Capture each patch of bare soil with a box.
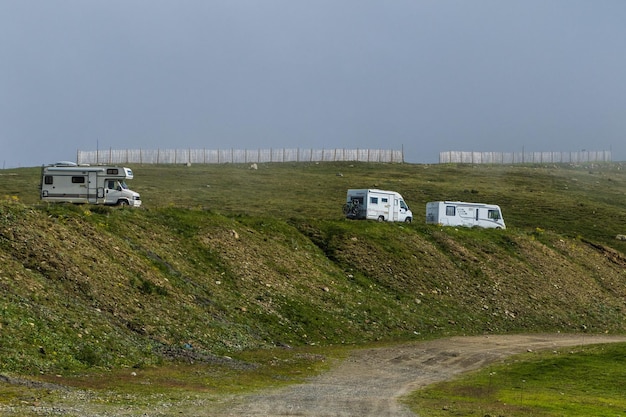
[214,333,626,417]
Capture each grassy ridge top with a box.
[1,162,626,375]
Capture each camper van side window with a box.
[370,197,378,204]
[106,168,119,175]
[71,176,86,184]
[381,198,388,203]
[446,206,455,216]
[44,176,53,185]
[488,210,501,220]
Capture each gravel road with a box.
[4,333,625,417]
[216,333,626,417]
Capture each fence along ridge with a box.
[77,148,405,165]
[440,150,612,164]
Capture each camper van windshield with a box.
[120,181,129,190]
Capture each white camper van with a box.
[344,189,413,222]
[41,162,142,207]
[425,201,505,229]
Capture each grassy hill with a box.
[1,161,626,377]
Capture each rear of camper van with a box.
[344,189,412,223]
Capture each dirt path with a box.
[4,333,625,416]
[215,333,626,417]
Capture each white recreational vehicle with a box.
[425,201,505,229]
[40,162,142,207]
[344,189,413,223]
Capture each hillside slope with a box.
[1,162,626,375]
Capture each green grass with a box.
[404,342,626,416]
[6,161,626,250]
[2,161,626,414]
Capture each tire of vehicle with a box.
[377,215,384,222]
[118,200,129,207]
[405,217,412,223]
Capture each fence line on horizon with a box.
[77,148,405,165]
[439,150,612,164]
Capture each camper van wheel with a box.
[405,217,412,223]
[118,200,129,207]
[377,216,385,222]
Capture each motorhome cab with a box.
[41,162,142,207]
[344,189,413,222]
[425,201,505,229]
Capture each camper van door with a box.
[393,198,400,221]
[88,171,98,204]
[104,179,122,205]
[383,194,394,221]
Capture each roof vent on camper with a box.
[54,161,78,167]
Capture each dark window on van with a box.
[71,176,86,184]
[44,176,53,185]
[370,197,378,204]
[351,197,364,205]
[106,168,119,175]
[488,209,501,220]
[446,206,455,216]
[381,198,388,203]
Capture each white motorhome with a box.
[425,201,505,229]
[344,189,413,222]
[40,162,142,207]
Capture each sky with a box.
[1,1,625,168]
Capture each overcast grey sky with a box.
[1,1,625,168]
